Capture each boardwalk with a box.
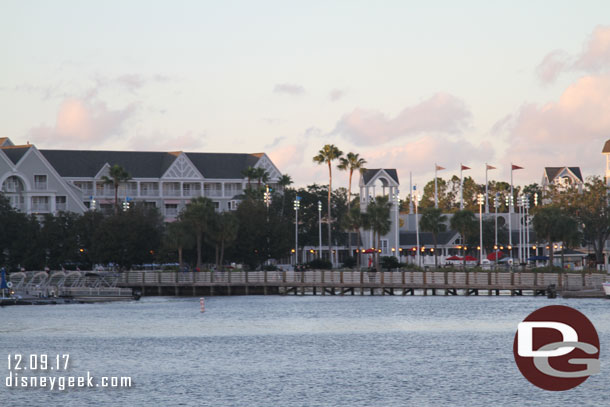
[117,270,608,297]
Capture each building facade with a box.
[0,138,282,221]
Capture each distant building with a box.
[541,166,584,194]
[0,138,282,220]
[603,139,610,186]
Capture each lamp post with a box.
[294,197,300,266]
[394,189,400,261]
[413,189,421,267]
[493,193,500,268]
[505,194,513,260]
[318,200,322,260]
[477,193,484,265]
[524,195,530,265]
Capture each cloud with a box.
[273,83,306,96]
[536,25,610,83]
[126,131,207,151]
[329,89,346,101]
[536,50,570,84]
[364,135,494,180]
[496,73,610,180]
[27,98,137,147]
[331,93,472,145]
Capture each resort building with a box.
[541,166,584,194]
[0,138,282,220]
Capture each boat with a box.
[603,282,610,298]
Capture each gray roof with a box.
[544,167,583,182]
[39,149,263,179]
[1,147,31,165]
[362,169,399,185]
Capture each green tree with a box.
[419,207,447,268]
[164,220,194,268]
[277,174,293,216]
[420,177,454,211]
[241,166,257,189]
[363,195,391,272]
[208,211,239,270]
[343,203,365,268]
[179,197,215,269]
[101,164,131,215]
[450,210,477,267]
[338,152,367,255]
[313,144,343,263]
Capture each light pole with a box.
[477,193,484,265]
[505,194,513,260]
[294,197,300,266]
[318,200,322,260]
[524,195,530,266]
[413,189,421,267]
[394,189,400,261]
[493,193,500,268]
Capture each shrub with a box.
[381,256,400,270]
[307,258,333,269]
[342,256,357,269]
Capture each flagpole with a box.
[510,163,514,214]
[409,171,413,213]
[434,164,438,209]
[460,164,463,210]
[485,163,489,214]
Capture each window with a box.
[56,196,67,211]
[143,201,157,208]
[141,182,159,197]
[32,196,50,212]
[165,204,178,217]
[227,200,240,211]
[34,175,47,190]
[381,239,389,255]
[213,201,220,212]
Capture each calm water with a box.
[1,295,609,406]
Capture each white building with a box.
[0,138,282,220]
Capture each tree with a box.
[419,207,447,268]
[164,220,194,268]
[277,174,293,216]
[420,177,454,211]
[532,206,566,269]
[101,164,131,215]
[338,152,367,256]
[241,166,257,189]
[252,167,270,189]
[208,211,239,270]
[179,197,215,269]
[313,144,343,263]
[450,210,477,268]
[363,195,391,272]
[343,204,365,268]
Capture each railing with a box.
[118,270,607,290]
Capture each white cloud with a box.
[273,83,306,96]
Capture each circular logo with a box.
[513,305,600,391]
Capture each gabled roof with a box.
[0,146,31,165]
[362,169,399,185]
[603,140,610,153]
[186,152,260,179]
[0,137,14,147]
[544,167,583,183]
[38,149,265,179]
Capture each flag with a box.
[461,165,471,171]
[512,164,524,170]
[435,164,445,171]
[486,164,496,170]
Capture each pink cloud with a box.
[28,98,136,147]
[331,93,472,145]
[126,131,207,151]
[497,73,610,180]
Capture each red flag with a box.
[461,165,471,171]
[486,164,496,170]
[435,164,445,171]
[512,164,523,170]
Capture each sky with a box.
[2,0,610,193]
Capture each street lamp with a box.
[505,194,514,261]
[394,190,400,260]
[493,193,500,267]
[524,195,530,265]
[477,193,484,265]
[294,197,301,266]
[412,189,421,267]
[318,200,322,259]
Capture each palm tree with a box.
[338,152,367,255]
[253,167,269,189]
[313,144,343,263]
[164,220,193,269]
[450,210,477,268]
[179,197,215,269]
[241,167,257,189]
[277,174,293,216]
[344,204,365,268]
[363,196,392,272]
[533,206,572,270]
[208,211,239,270]
[420,207,447,269]
[101,164,131,215]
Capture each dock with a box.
[117,270,608,297]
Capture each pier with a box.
[117,270,607,297]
